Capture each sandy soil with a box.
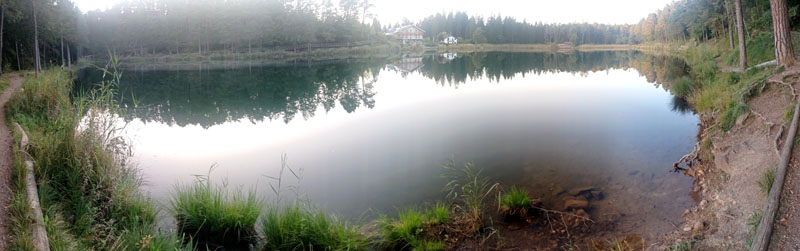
[0,73,23,250]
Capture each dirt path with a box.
[0,73,23,250]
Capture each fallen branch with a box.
[13,123,49,251]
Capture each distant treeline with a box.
[83,0,383,57]
[417,13,632,45]
[3,0,800,72]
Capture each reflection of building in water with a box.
[437,53,457,63]
[385,25,425,45]
[387,56,424,74]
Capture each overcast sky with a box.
[73,0,676,25]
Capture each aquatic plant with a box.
[719,102,749,132]
[498,186,533,217]
[442,159,499,226]
[170,172,262,247]
[260,204,367,251]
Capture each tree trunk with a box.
[770,0,795,67]
[0,6,4,76]
[735,0,747,70]
[60,36,65,67]
[727,0,735,50]
[31,0,40,76]
[67,45,71,67]
[15,40,20,70]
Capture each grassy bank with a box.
[5,69,187,250]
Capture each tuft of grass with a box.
[426,203,452,225]
[498,186,532,217]
[719,102,749,132]
[758,168,776,195]
[421,241,446,251]
[667,239,694,251]
[377,208,427,250]
[746,210,763,248]
[170,175,262,247]
[785,103,795,124]
[260,204,367,251]
[672,76,695,97]
[442,159,499,228]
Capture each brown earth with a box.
[657,70,800,250]
[772,71,800,251]
[0,73,23,250]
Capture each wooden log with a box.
[749,97,800,251]
[13,123,49,251]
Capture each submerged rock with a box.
[590,191,604,200]
[564,198,589,210]
[568,186,595,196]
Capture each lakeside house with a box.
[385,25,425,45]
[442,36,458,44]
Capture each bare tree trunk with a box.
[67,45,71,67]
[60,36,65,67]
[31,0,40,76]
[727,0,735,50]
[0,6,4,76]
[15,40,20,70]
[770,0,795,67]
[735,0,747,70]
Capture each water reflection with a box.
[77,51,694,129]
[75,51,700,241]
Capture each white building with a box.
[442,36,458,44]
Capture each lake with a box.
[76,51,699,240]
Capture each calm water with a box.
[76,51,699,238]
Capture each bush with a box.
[260,205,367,251]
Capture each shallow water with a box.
[76,51,699,239]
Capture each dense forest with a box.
[1,0,800,72]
